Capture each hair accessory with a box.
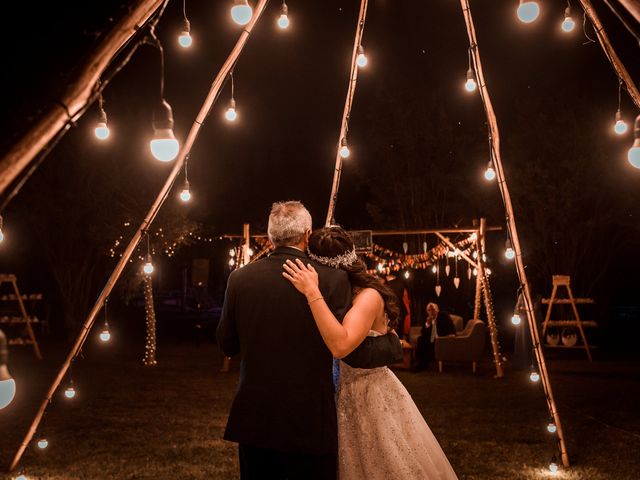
[307,247,358,268]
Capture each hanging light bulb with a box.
[484,162,496,181]
[467,265,472,280]
[517,0,540,23]
[178,19,193,48]
[229,258,236,267]
[561,6,575,32]
[231,0,253,25]
[248,247,254,256]
[505,239,516,260]
[465,68,477,92]
[445,264,451,276]
[277,2,289,29]
[548,456,559,473]
[402,241,408,254]
[179,180,191,202]
[629,114,640,169]
[511,314,522,326]
[614,110,628,135]
[0,330,16,410]
[36,437,49,449]
[530,370,540,382]
[64,384,76,399]
[229,249,235,257]
[94,106,110,140]
[356,45,368,68]
[473,267,478,276]
[99,328,111,343]
[547,422,557,433]
[377,262,384,272]
[150,100,180,162]
[339,138,350,158]
[404,270,410,279]
[143,254,155,275]
[225,98,238,122]
[422,241,428,253]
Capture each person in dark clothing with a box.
[216,201,403,480]
[413,302,456,371]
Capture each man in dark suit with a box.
[217,201,402,480]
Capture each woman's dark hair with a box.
[309,226,400,329]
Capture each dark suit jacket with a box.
[216,247,402,454]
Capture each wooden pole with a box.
[7,1,269,471]
[242,223,251,266]
[435,232,478,269]
[459,0,570,467]
[578,0,640,109]
[325,0,369,226]
[0,0,165,196]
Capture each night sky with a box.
[0,1,639,325]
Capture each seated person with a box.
[413,302,456,371]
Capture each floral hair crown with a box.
[307,247,358,269]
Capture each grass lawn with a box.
[1,338,639,479]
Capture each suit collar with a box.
[269,246,308,259]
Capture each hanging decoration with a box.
[142,273,157,366]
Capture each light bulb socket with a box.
[358,45,365,55]
[634,114,640,139]
[98,108,108,124]
[153,99,175,132]
[341,137,348,147]
[0,330,8,373]
[229,98,236,109]
[505,238,512,249]
[466,67,475,80]
[183,179,190,190]
[280,3,288,15]
[182,18,191,32]
[564,6,571,16]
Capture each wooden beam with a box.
[0,0,165,196]
[578,0,640,109]
[7,0,269,471]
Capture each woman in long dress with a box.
[282,226,458,480]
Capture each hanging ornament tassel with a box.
[435,285,442,297]
[454,277,460,289]
[445,264,451,277]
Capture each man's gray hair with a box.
[268,201,312,247]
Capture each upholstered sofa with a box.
[435,319,486,373]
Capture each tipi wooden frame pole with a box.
[578,0,640,109]
[459,0,570,467]
[325,0,369,226]
[0,0,165,196]
[8,0,269,471]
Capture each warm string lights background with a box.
[0,0,639,478]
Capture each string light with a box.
[64,382,76,399]
[99,298,111,343]
[94,93,110,140]
[225,72,238,122]
[277,1,289,29]
[629,114,640,169]
[473,267,478,276]
[548,456,559,473]
[178,0,193,48]
[356,45,368,68]
[149,29,179,161]
[547,422,557,433]
[179,161,191,202]
[229,249,235,257]
[511,314,522,325]
[484,161,496,181]
[464,48,477,92]
[231,0,253,26]
[530,370,540,382]
[404,270,410,279]
[143,232,154,275]
[0,330,16,409]
[517,0,540,24]
[453,276,460,288]
[614,81,628,135]
[229,258,236,267]
[339,138,350,158]
[36,437,48,449]
[143,274,157,366]
[561,4,575,32]
[505,238,515,259]
[431,264,437,274]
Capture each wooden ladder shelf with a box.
[0,274,42,359]
[542,275,596,362]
